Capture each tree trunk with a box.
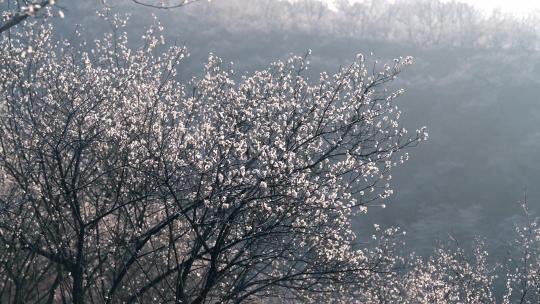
[72,267,85,304]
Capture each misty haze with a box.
[1,0,540,302]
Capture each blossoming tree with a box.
[0,0,60,34]
[0,14,427,304]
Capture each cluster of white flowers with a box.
[501,203,540,304]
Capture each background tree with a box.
[0,0,203,35]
